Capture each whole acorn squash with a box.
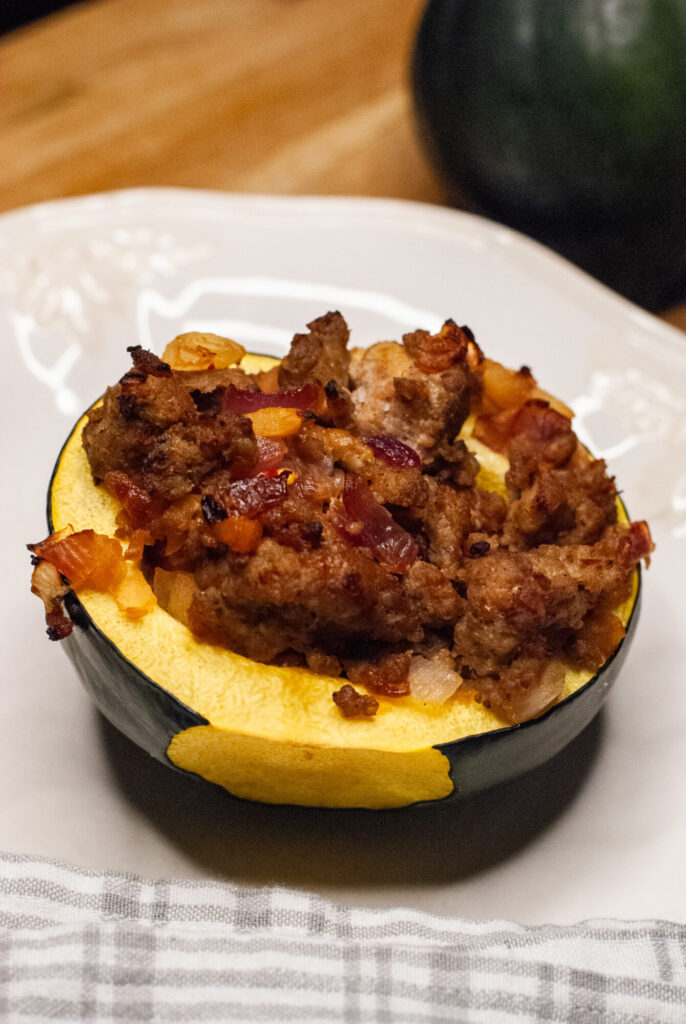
[412,0,686,310]
[45,353,640,809]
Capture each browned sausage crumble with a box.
[42,313,655,724]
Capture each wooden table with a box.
[2,0,684,331]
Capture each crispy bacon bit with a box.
[364,435,422,470]
[403,319,473,374]
[201,494,228,525]
[213,516,263,553]
[346,651,412,697]
[222,474,289,517]
[162,332,246,371]
[105,472,161,527]
[223,383,319,415]
[126,346,172,378]
[474,399,577,466]
[30,529,126,590]
[332,683,379,718]
[247,407,303,438]
[333,475,418,573]
[613,519,655,567]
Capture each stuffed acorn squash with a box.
[30,315,652,808]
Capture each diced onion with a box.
[114,564,157,620]
[152,568,195,626]
[408,651,462,704]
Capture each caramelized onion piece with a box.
[30,559,72,640]
[480,359,536,413]
[114,564,157,620]
[614,520,655,567]
[364,435,422,469]
[162,332,246,370]
[334,475,418,573]
[223,382,319,415]
[30,529,126,590]
[153,494,203,556]
[28,527,153,635]
[404,319,475,374]
[124,529,152,561]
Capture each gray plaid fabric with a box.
[0,852,684,1023]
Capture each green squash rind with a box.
[412,0,686,308]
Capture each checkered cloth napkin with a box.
[1,852,684,1023]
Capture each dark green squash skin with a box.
[47,417,641,807]
[47,434,209,771]
[60,591,209,768]
[412,0,686,309]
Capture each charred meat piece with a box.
[278,311,351,391]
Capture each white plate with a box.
[2,188,684,924]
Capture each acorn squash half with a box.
[412,0,686,310]
[48,355,640,809]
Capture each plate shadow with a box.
[98,707,605,888]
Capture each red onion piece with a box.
[224,383,319,415]
[364,434,422,469]
[334,474,418,573]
